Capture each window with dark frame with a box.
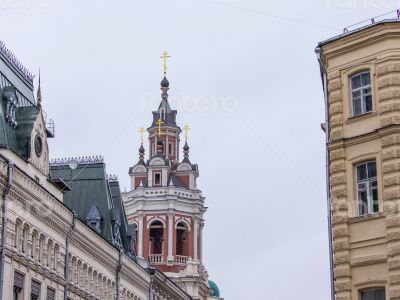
[154,172,161,186]
[30,280,41,300]
[13,271,24,300]
[356,161,378,216]
[46,287,55,300]
[351,72,372,116]
[360,287,385,300]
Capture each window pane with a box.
[363,87,371,95]
[353,98,362,116]
[361,288,385,300]
[358,190,368,215]
[361,72,371,85]
[358,182,367,190]
[352,90,361,98]
[372,188,379,213]
[357,164,367,181]
[367,162,377,178]
[352,75,361,89]
[365,95,372,112]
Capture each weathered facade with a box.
[0,41,191,299]
[317,18,400,300]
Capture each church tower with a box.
[122,51,213,299]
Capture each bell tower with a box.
[123,51,211,299]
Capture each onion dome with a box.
[139,144,145,154]
[208,280,220,298]
[182,142,191,163]
[183,142,189,151]
[161,77,169,88]
[138,144,145,164]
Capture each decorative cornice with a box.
[0,41,34,85]
[49,155,104,166]
[107,174,118,182]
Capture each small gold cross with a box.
[160,50,171,77]
[156,118,164,137]
[183,124,190,143]
[138,127,145,144]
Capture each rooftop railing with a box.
[343,9,400,33]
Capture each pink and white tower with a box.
[122,62,211,299]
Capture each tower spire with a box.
[37,69,42,105]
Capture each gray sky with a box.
[1,1,398,299]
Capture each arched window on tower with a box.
[149,221,164,259]
[176,222,189,262]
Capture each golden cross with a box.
[183,124,190,142]
[156,118,164,137]
[160,50,171,77]
[138,127,145,144]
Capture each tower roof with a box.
[150,76,179,128]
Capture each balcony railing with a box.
[176,255,188,265]
[149,254,163,264]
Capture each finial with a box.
[160,49,171,78]
[156,118,164,137]
[37,69,42,105]
[138,127,145,145]
[183,141,191,163]
[183,124,190,143]
[138,144,145,163]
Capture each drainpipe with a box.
[64,212,77,300]
[116,250,122,300]
[315,46,335,300]
[0,159,13,300]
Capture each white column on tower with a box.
[167,211,174,263]
[138,214,144,258]
[166,129,169,158]
[193,216,199,260]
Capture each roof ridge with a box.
[50,155,104,166]
[0,41,34,85]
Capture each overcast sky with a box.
[1,1,399,299]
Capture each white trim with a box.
[146,217,166,229]
[175,219,191,231]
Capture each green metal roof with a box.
[208,280,220,297]
[50,162,133,253]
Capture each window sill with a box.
[346,111,377,124]
[349,212,385,223]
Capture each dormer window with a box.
[154,172,162,186]
[86,205,101,232]
[351,72,372,116]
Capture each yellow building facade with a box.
[317,21,400,300]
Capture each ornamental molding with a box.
[174,218,191,231]
[146,216,166,228]
[49,155,104,166]
[0,41,34,85]
[107,174,118,182]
